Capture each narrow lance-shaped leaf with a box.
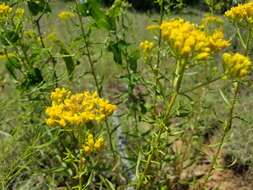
[60,48,75,80]
[5,57,21,80]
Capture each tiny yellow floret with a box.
[58,11,75,20]
[146,24,160,30]
[139,40,154,54]
[82,133,105,154]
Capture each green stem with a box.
[180,76,223,94]
[136,128,163,190]
[137,60,186,189]
[203,82,239,184]
[35,18,45,48]
[164,60,186,122]
[245,28,252,55]
[105,120,115,156]
[153,0,165,108]
[75,0,101,96]
[34,16,58,87]
[236,25,247,50]
[78,126,84,190]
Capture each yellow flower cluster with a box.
[225,2,253,23]
[0,3,12,18]
[223,53,251,78]
[160,19,230,60]
[58,11,75,20]
[201,15,223,25]
[200,15,223,29]
[209,30,230,52]
[45,88,117,127]
[82,133,105,154]
[139,40,154,54]
[15,8,24,18]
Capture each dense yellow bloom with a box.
[82,133,105,154]
[225,2,253,23]
[0,3,12,17]
[208,30,231,52]
[139,40,154,54]
[45,88,117,127]
[58,11,75,20]
[159,19,229,60]
[222,53,251,78]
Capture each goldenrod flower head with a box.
[195,52,210,60]
[159,19,230,60]
[50,87,70,104]
[58,11,75,20]
[225,2,253,23]
[139,40,154,54]
[0,3,12,18]
[208,30,230,51]
[45,88,117,127]
[222,53,251,78]
[82,133,105,154]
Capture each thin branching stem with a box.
[203,82,239,185]
[153,0,165,108]
[180,75,223,94]
[74,0,100,95]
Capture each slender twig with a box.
[34,14,58,86]
[164,60,186,121]
[203,82,239,184]
[180,76,223,94]
[235,25,247,50]
[74,0,100,95]
[153,0,165,108]
[35,18,45,48]
[245,28,252,55]
[137,60,186,189]
[136,128,163,190]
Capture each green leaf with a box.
[27,0,51,16]
[107,40,128,65]
[107,0,123,18]
[128,50,140,72]
[5,57,21,80]
[104,178,116,190]
[219,89,231,106]
[22,68,43,89]
[1,30,20,45]
[60,48,75,80]
[79,0,112,30]
[28,68,43,84]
